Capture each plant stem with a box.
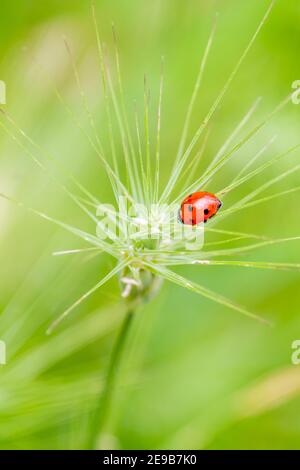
[88,309,134,449]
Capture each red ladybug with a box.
[178,191,222,225]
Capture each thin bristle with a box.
[154,56,164,203]
[46,258,130,334]
[161,1,276,204]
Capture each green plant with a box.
[1,0,300,449]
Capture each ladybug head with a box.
[201,193,222,223]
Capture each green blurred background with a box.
[1,0,300,450]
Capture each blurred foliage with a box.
[0,0,300,450]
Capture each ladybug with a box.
[178,191,222,226]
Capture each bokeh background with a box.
[0,0,300,450]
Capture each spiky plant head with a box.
[1,0,300,336]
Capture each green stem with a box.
[88,310,134,449]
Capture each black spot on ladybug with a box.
[188,205,193,212]
[204,209,209,215]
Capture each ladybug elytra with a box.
[178,191,222,226]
